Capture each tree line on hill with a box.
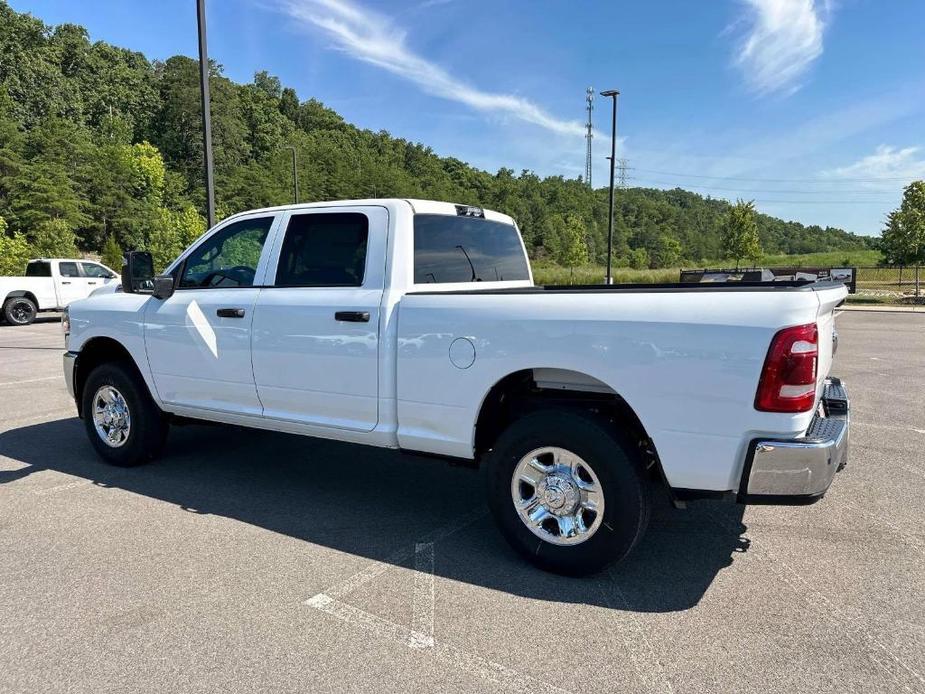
[0,2,875,276]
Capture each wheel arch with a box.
[73,337,152,418]
[473,367,673,498]
[3,290,39,307]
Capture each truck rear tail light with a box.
[755,323,818,413]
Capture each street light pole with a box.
[600,89,619,285]
[285,146,299,203]
[197,0,216,228]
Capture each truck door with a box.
[55,261,88,306]
[251,207,387,432]
[79,262,119,292]
[144,214,277,416]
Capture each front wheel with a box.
[3,296,37,326]
[484,410,650,576]
[82,362,168,466]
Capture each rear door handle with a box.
[87,281,98,285]
[335,311,370,322]
[61,281,72,285]
[216,308,246,318]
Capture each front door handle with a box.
[217,308,246,318]
[61,281,72,285]
[335,311,370,322]
[87,281,98,285]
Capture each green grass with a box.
[751,249,882,267]
[532,265,677,285]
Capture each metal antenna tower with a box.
[616,158,628,189]
[584,87,594,188]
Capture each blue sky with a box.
[11,0,925,235]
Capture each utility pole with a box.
[584,87,594,189]
[285,146,299,203]
[600,89,619,284]
[197,0,216,228]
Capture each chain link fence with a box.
[855,266,923,304]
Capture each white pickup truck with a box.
[62,199,850,575]
[1,258,120,325]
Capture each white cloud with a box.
[824,145,925,182]
[731,0,830,95]
[276,0,585,138]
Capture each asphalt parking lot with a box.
[1,311,923,694]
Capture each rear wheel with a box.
[82,362,168,466]
[484,410,650,576]
[3,296,37,326]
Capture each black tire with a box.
[81,361,168,467]
[484,409,650,576]
[3,296,37,326]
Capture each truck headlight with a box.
[62,307,70,339]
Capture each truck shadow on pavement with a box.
[0,417,750,612]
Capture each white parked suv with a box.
[0,258,120,325]
[62,199,850,574]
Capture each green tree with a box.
[31,217,77,257]
[628,247,649,270]
[721,199,762,268]
[101,234,123,270]
[0,215,33,274]
[651,234,682,268]
[146,204,206,271]
[881,181,925,264]
[557,214,589,267]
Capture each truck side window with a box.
[58,262,80,277]
[274,213,368,287]
[413,214,530,284]
[80,263,115,279]
[25,261,51,277]
[178,217,273,289]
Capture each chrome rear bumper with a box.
[739,378,849,504]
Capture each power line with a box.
[628,167,917,183]
[629,177,899,196]
[746,200,897,205]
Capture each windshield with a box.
[413,214,530,284]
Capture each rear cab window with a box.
[25,261,51,277]
[275,212,369,287]
[413,214,530,284]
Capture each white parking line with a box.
[33,479,91,496]
[320,508,484,601]
[0,408,76,432]
[410,542,435,649]
[599,574,675,694]
[0,375,61,387]
[306,590,571,694]
[305,510,573,693]
[854,421,925,434]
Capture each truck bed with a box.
[409,279,845,295]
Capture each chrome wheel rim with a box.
[92,385,131,448]
[510,446,605,546]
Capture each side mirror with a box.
[121,251,155,294]
[152,274,176,301]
